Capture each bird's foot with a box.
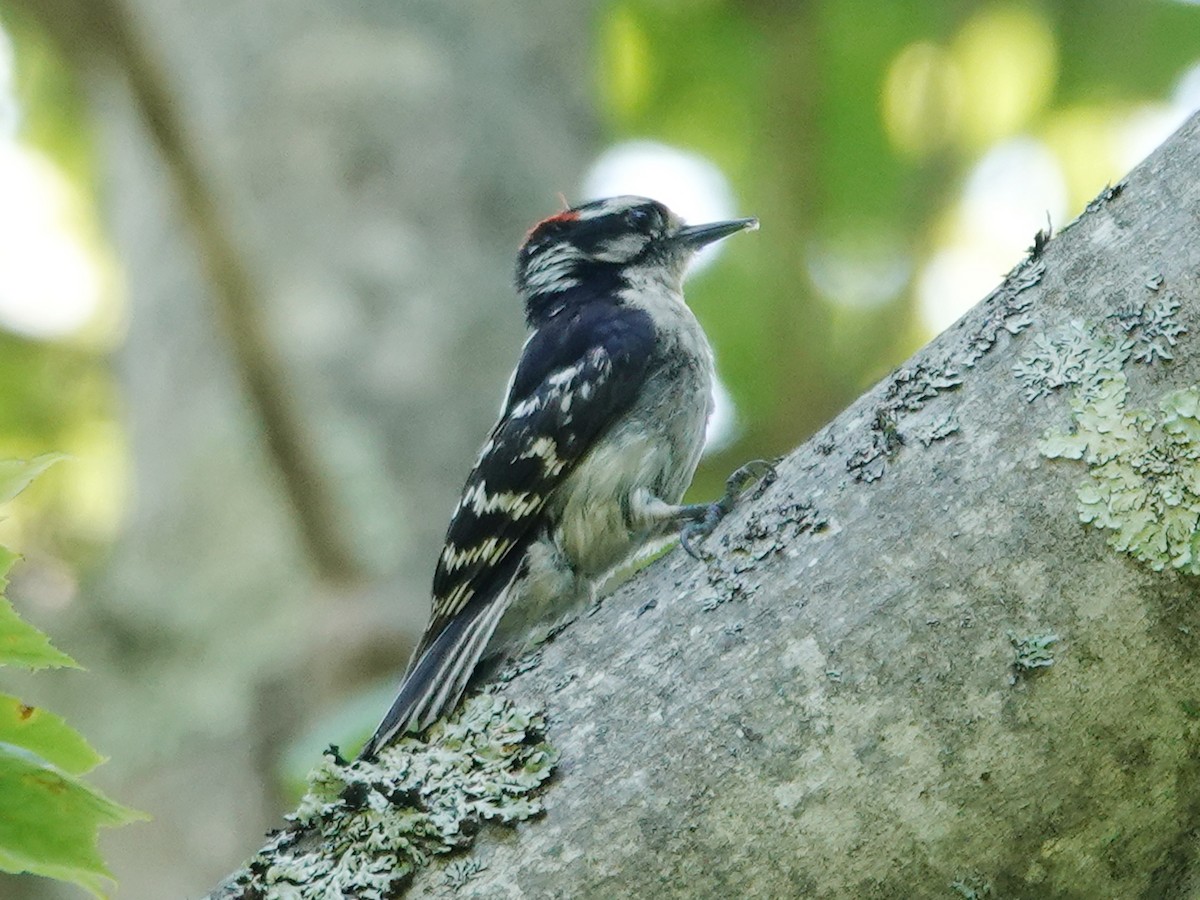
[679,459,777,559]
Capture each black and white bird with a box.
[360,196,763,758]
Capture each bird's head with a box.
[515,196,757,324]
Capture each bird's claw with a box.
[680,458,778,560]
[680,506,723,560]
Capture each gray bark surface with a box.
[390,113,1200,898]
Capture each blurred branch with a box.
[6,0,364,581]
[210,114,1200,896]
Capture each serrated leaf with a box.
[0,457,142,896]
[0,694,103,776]
[0,455,67,507]
[0,462,79,670]
[0,747,147,898]
[0,581,79,670]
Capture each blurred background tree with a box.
[0,0,1196,896]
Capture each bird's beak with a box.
[674,216,759,249]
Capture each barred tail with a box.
[358,590,513,760]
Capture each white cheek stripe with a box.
[593,234,649,262]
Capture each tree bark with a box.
[212,113,1200,898]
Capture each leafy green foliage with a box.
[0,452,66,506]
[0,457,77,670]
[0,458,145,897]
[0,570,77,670]
[0,751,140,898]
[0,692,100,773]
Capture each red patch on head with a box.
[523,209,580,245]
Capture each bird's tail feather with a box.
[359,590,513,759]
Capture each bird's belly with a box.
[490,431,693,655]
[557,359,711,576]
[492,352,711,656]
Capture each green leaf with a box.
[0,454,66,507]
[0,693,103,776]
[0,747,147,898]
[0,458,79,669]
[0,456,145,896]
[0,551,78,670]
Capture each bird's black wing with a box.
[360,301,655,754]
[424,301,655,645]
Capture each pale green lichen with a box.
[230,693,557,898]
[1042,374,1200,574]
[1020,292,1197,575]
[442,857,487,889]
[1115,293,1185,364]
[950,873,994,899]
[1013,321,1130,401]
[1014,294,1184,401]
[1009,632,1060,678]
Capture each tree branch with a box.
[215,113,1200,897]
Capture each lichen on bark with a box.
[1025,291,1198,573]
[214,694,556,898]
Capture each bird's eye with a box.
[625,208,654,230]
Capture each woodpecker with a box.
[360,196,764,758]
